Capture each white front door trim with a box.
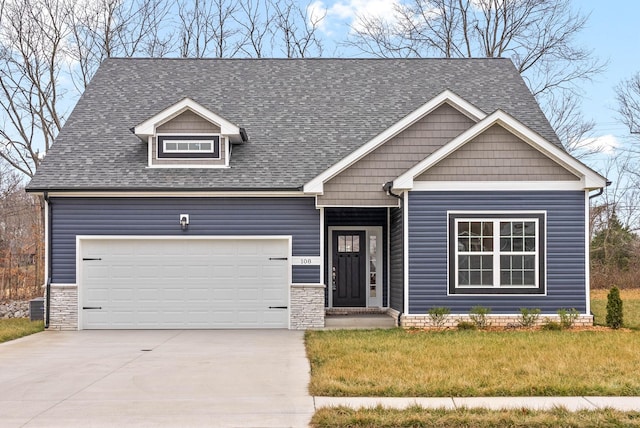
[327,226,384,308]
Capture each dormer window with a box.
[158,135,220,159]
[134,98,246,169]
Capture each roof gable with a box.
[303,90,486,194]
[394,110,608,190]
[134,98,241,141]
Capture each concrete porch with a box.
[323,309,397,329]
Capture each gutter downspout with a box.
[43,192,51,329]
[589,180,612,199]
[383,181,403,201]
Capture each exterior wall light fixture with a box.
[180,214,189,231]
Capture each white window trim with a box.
[162,139,216,154]
[454,217,539,289]
[446,211,547,296]
[156,133,222,161]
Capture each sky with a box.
[305,0,640,172]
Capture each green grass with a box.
[306,329,640,397]
[0,318,44,343]
[591,289,640,329]
[311,406,640,428]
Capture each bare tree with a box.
[235,0,273,58]
[0,0,67,177]
[177,0,243,58]
[66,0,174,90]
[546,91,597,159]
[271,0,324,58]
[615,72,640,136]
[347,0,605,153]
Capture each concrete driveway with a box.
[0,330,314,427]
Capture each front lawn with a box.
[0,318,44,344]
[311,406,640,428]
[306,329,640,397]
[591,288,640,329]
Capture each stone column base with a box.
[47,285,78,330]
[290,284,326,329]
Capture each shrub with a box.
[456,321,477,330]
[427,307,451,328]
[519,308,541,328]
[606,286,624,329]
[557,308,579,329]
[469,306,491,329]
[541,319,563,331]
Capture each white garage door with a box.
[80,238,289,329]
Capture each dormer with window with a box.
[134,98,246,168]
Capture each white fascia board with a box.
[394,110,608,191]
[412,180,586,191]
[134,98,240,138]
[302,90,486,194]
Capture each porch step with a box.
[323,313,397,330]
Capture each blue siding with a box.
[325,208,388,307]
[407,191,586,314]
[50,197,320,284]
[389,207,404,312]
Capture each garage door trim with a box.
[76,235,293,330]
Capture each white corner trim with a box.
[403,191,409,315]
[394,110,608,191]
[584,191,591,315]
[303,90,486,194]
[134,98,240,138]
[412,180,586,191]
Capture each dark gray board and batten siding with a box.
[407,191,587,314]
[50,197,321,284]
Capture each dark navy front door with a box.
[332,231,366,307]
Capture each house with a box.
[26,58,607,330]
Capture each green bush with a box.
[557,308,579,329]
[427,307,451,328]
[606,286,624,329]
[519,308,541,327]
[541,319,563,331]
[469,306,491,329]
[456,321,477,330]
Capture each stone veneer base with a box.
[47,285,78,330]
[290,284,326,330]
[400,314,593,328]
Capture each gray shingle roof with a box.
[27,58,560,191]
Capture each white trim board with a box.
[412,181,585,191]
[44,191,306,198]
[394,110,608,191]
[303,90,486,194]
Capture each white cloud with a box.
[310,0,402,34]
[577,134,621,155]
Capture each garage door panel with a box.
[81,238,289,329]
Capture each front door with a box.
[332,231,366,307]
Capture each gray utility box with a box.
[29,297,44,321]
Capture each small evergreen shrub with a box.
[606,286,624,329]
[519,308,541,328]
[557,308,579,329]
[469,306,491,329]
[456,321,477,330]
[427,307,451,328]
